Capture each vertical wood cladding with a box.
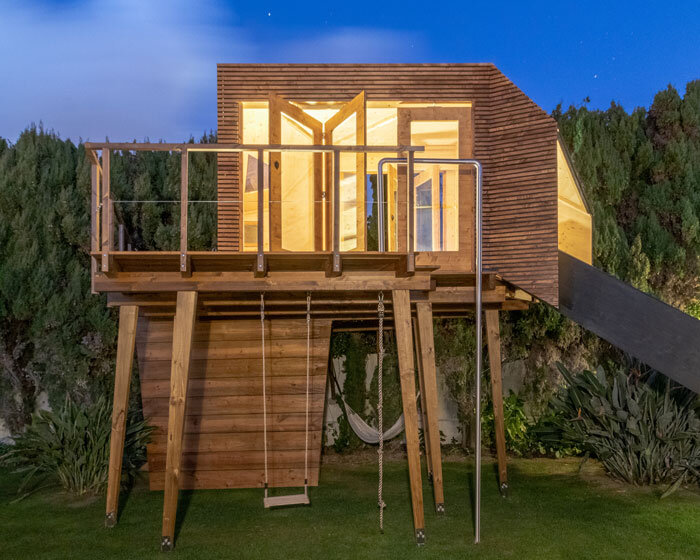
[217,64,558,306]
[137,316,332,490]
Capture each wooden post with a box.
[161,291,198,551]
[392,290,425,544]
[91,162,101,294]
[485,308,508,494]
[255,148,266,276]
[414,302,445,513]
[105,305,139,527]
[413,320,432,479]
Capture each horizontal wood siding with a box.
[217,64,558,305]
[482,70,558,305]
[137,316,332,490]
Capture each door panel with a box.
[269,93,323,251]
[398,106,473,271]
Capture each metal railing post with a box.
[332,149,341,274]
[473,160,483,545]
[180,148,189,273]
[118,224,126,252]
[406,151,415,273]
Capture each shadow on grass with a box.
[174,489,195,543]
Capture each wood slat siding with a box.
[136,316,332,490]
[217,64,558,305]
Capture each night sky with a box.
[1,0,699,142]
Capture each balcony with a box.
[85,141,486,296]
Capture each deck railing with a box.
[85,142,426,276]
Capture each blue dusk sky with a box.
[1,0,698,143]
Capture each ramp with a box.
[558,251,700,393]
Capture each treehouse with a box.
[86,63,592,551]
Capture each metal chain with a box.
[377,291,385,532]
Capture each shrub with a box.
[547,364,700,492]
[483,393,532,456]
[1,396,153,496]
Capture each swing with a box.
[260,293,312,508]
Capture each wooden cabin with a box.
[86,63,591,550]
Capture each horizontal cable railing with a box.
[87,143,434,275]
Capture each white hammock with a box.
[331,361,418,444]
[344,400,406,444]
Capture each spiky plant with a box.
[1,396,153,496]
[546,364,699,495]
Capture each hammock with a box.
[330,360,416,445]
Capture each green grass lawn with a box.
[0,457,698,559]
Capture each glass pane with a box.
[366,108,397,146]
[281,114,315,251]
[332,115,360,251]
[241,152,270,251]
[241,102,269,251]
[410,120,459,251]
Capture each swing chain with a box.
[377,291,385,532]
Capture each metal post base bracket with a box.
[499,482,509,498]
[415,528,426,545]
[104,512,117,528]
[436,503,445,514]
[161,536,174,552]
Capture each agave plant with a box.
[547,364,700,494]
[1,396,153,497]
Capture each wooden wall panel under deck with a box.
[217,64,559,306]
[136,316,332,490]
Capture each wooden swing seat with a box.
[264,493,310,508]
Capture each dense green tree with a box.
[0,128,217,432]
[0,126,113,431]
[1,81,698,432]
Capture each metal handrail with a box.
[84,142,424,153]
[377,156,483,544]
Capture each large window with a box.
[238,99,467,253]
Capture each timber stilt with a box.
[485,309,508,494]
[105,305,139,527]
[415,302,446,513]
[161,291,198,550]
[393,290,426,544]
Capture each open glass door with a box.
[323,91,366,251]
[269,93,323,251]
